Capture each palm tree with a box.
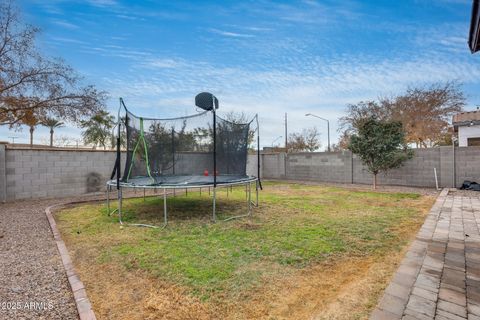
[80,111,115,150]
[21,110,40,147]
[42,118,65,147]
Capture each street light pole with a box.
[8,136,18,144]
[271,135,282,148]
[305,113,330,152]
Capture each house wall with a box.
[458,125,480,146]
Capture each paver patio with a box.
[371,189,480,320]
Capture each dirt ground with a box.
[71,248,410,320]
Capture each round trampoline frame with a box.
[106,175,259,228]
[108,94,263,228]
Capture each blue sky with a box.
[3,0,480,148]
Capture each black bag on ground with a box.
[460,180,480,191]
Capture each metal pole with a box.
[163,188,167,227]
[143,188,146,202]
[118,188,123,224]
[213,103,217,188]
[257,114,262,190]
[107,184,110,214]
[327,120,330,152]
[248,182,252,215]
[256,180,259,207]
[213,187,217,222]
[284,112,288,149]
[452,137,456,188]
[171,128,175,175]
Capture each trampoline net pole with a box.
[213,187,216,222]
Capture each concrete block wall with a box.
[0,146,260,202]
[455,147,480,187]
[262,146,478,189]
[0,143,6,202]
[246,154,262,178]
[262,153,286,179]
[440,147,455,187]
[4,148,118,201]
[285,152,352,184]
[352,148,441,187]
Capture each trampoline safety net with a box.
[121,103,254,187]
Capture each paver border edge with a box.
[45,202,97,320]
[43,192,173,320]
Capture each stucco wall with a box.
[458,125,480,146]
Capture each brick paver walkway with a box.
[371,189,480,320]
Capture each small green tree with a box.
[80,111,115,149]
[42,117,64,147]
[348,117,413,189]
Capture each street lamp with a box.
[8,136,19,144]
[271,135,282,148]
[305,113,330,152]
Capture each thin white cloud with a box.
[50,19,79,29]
[207,28,255,38]
[86,0,118,8]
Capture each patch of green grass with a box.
[56,182,430,300]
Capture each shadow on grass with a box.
[117,188,252,225]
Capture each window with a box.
[467,137,480,146]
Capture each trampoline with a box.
[107,92,262,228]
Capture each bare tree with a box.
[0,1,106,127]
[386,82,465,148]
[331,131,351,151]
[339,82,465,148]
[339,100,391,136]
[287,127,321,152]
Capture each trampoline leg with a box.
[255,180,259,207]
[106,184,110,214]
[248,182,252,215]
[118,188,123,225]
[213,187,217,222]
[163,188,168,228]
[223,182,252,222]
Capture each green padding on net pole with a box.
[141,118,154,183]
[126,117,155,183]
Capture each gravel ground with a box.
[0,199,78,320]
[448,188,480,198]
[0,189,173,320]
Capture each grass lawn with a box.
[56,181,435,320]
